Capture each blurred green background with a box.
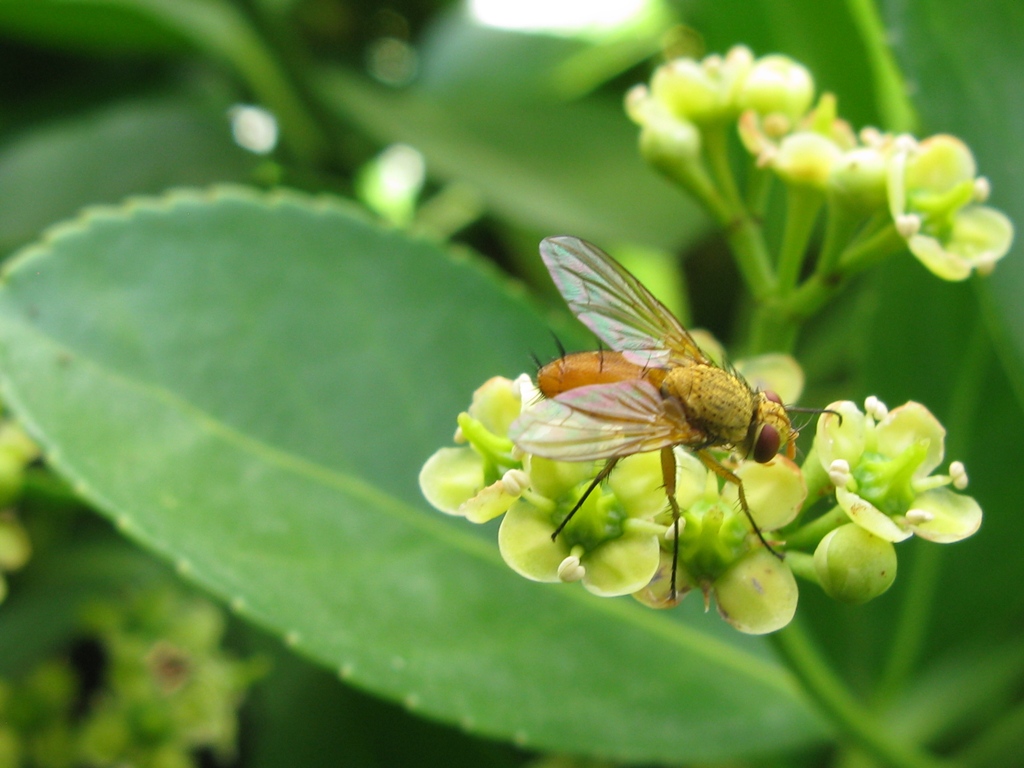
[0,1,1021,767]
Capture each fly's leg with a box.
[660,447,682,603]
[697,450,784,560]
[550,457,620,541]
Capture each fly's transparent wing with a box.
[509,380,706,461]
[540,236,709,368]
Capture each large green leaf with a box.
[0,187,826,762]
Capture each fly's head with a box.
[745,391,796,463]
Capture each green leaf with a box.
[0,0,327,163]
[241,625,522,768]
[318,71,708,251]
[0,187,826,762]
[0,0,187,53]
[0,96,258,255]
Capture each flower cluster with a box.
[625,46,1013,283]
[421,373,982,633]
[0,588,264,767]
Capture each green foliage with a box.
[0,1,1020,767]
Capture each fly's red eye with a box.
[754,424,780,463]
[764,390,782,405]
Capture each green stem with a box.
[745,161,774,217]
[785,223,906,321]
[785,551,818,584]
[816,201,868,279]
[746,304,799,354]
[777,185,824,293]
[844,0,919,133]
[703,123,746,211]
[702,124,777,301]
[725,218,778,302]
[837,222,907,272]
[785,505,846,550]
[770,619,952,768]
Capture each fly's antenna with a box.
[786,405,844,426]
[529,351,544,373]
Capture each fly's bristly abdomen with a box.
[537,350,665,398]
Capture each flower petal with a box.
[875,401,945,477]
[607,452,668,519]
[815,401,866,469]
[468,376,523,437]
[459,481,520,524]
[735,353,805,405]
[723,456,806,530]
[714,549,798,635]
[836,487,913,542]
[947,205,1014,273]
[497,500,566,583]
[907,233,973,281]
[419,447,484,515]
[582,533,661,597]
[907,488,982,543]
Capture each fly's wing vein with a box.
[540,235,710,368]
[509,380,705,461]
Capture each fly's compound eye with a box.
[753,423,780,463]
[763,390,782,405]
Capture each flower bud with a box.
[829,147,888,211]
[0,515,31,572]
[649,46,754,124]
[814,524,897,603]
[773,131,842,188]
[738,55,814,122]
[714,549,798,634]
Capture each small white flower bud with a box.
[859,126,884,147]
[557,555,586,583]
[500,469,529,496]
[905,508,935,524]
[973,176,991,202]
[828,459,852,488]
[896,213,922,238]
[949,461,969,490]
[453,426,466,444]
[894,133,919,153]
[864,395,889,421]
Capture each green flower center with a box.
[854,440,929,515]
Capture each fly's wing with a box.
[509,380,706,461]
[540,235,709,368]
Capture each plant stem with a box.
[784,505,846,550]
[777,185,824,293]
[770,619,952,768]
[784,223,906,322]
[785,551,818,584]
[703,124,777,301]
[844,0,919,133]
